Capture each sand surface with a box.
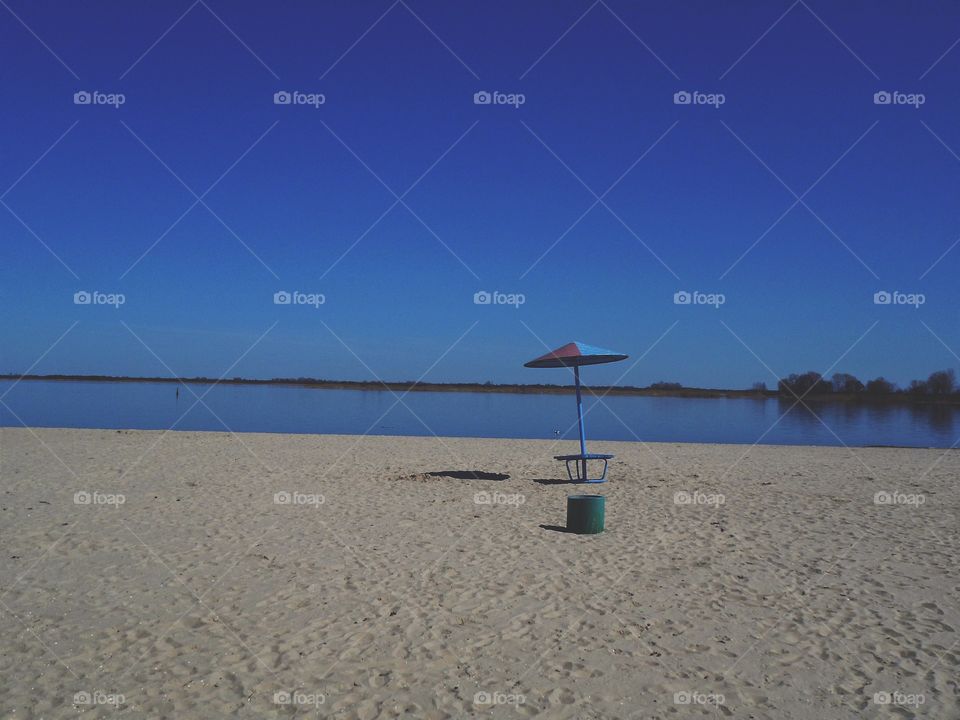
[0,427,957,719]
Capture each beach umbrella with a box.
[524,342,628,482]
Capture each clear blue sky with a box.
[2,0,959,388]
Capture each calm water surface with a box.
[1,380,958,448]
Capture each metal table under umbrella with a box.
[524,342,628,483]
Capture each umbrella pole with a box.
[574,365,587,480]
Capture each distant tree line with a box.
[649,381,684,390]
[775,369,957,397]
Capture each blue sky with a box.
[2,0,960,388]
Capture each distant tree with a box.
[927,369,956,395]
[650,381,683,390]
[865,377,896,394]
[751,381,767,392]
[907,379,929,396]
[831,372,864,393]
[778,371,831,396]
[777,374,799,395]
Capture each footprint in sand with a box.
[368,670,391,688]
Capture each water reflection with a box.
[775,396,958,447]
[907,403,955,433]
[2,380,959,449]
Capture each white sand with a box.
[0,427,957,719]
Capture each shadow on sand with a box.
[531,478,580,486]
[426,470,510,481]
[539,524,574,534]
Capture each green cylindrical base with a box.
[566,494,605,534]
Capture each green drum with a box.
[566,494,605,534]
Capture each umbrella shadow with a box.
[426,470,510,481]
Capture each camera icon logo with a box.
[673,91,692,105]
[274,491,292,505]
[274,291,291,305]
[73,91,92,105]
[474,691,492,704]
[74,290,92,305]
[274,91,292,105]
[473,290,492,305]
[73,691,92,705]
[74,491,91,505]
[874,491,893,505]
[473,91,492,105]
[673,290,691,305]
[273,691,292,704]
[873,692,892,705]
[873,290,891,305]
[873,91,892,105]
[473,491,492,505]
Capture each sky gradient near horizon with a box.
[2,0,960,388]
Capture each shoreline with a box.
[4,374,960,406]
[0,424,953,451]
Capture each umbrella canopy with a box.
[524,341,628,369]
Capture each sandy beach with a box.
[1,427,957,718]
